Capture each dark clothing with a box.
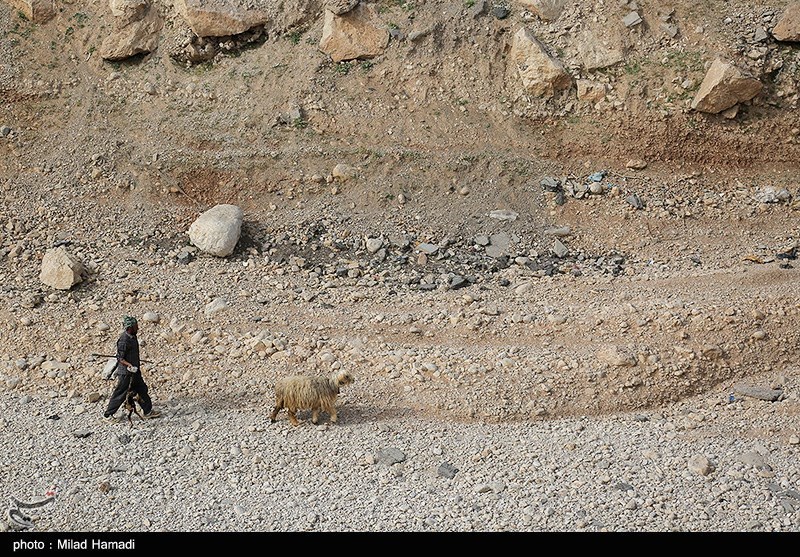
[104,330,151,417]
[104,371,152,417]
[114,330,140,376]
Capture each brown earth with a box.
[1,0,799,424]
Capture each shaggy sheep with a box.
[269,370,354,426]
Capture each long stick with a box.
[90,353,154,363]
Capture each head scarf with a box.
[122,315,138,329]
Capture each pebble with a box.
[688,454,715,476]
[489,209,518,221]
[364,238,383,253]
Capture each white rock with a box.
[143,312,160,323]
[41,361,71,372]
[489,209,518,221]
[188,204,243,257]
[205,297,229,317]
[102,359,117,378]
[100,8,163,61]
[516,0,566,21]
[365,237,383,253]
[773,3,800,42]
[7,0,55,23]
[688,454,715,476]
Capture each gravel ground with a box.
[1,372,799,534]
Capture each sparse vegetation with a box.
[663,50,704,73]
[378,0,415,13]
[9,19,34,39]
[335,61,353,75]
[624,61,642,75]
[399,150,421,161]
[71,12,90,28]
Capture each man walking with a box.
[103,315,161,421]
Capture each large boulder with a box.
[175,0,270,37]
[773,3,800,42]
[506,27,572,99]
[4,0,55,23]
[100,8,163,60]
[39,247,85,290]
[319,3,389,62]
[690,58,763,114]
[188,204,244,257]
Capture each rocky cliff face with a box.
[1,0,799,421]
[2,0,799,174]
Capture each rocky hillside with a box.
[1,0,799,423]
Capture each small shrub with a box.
[335,61,353,75]
[72,12,89,27]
